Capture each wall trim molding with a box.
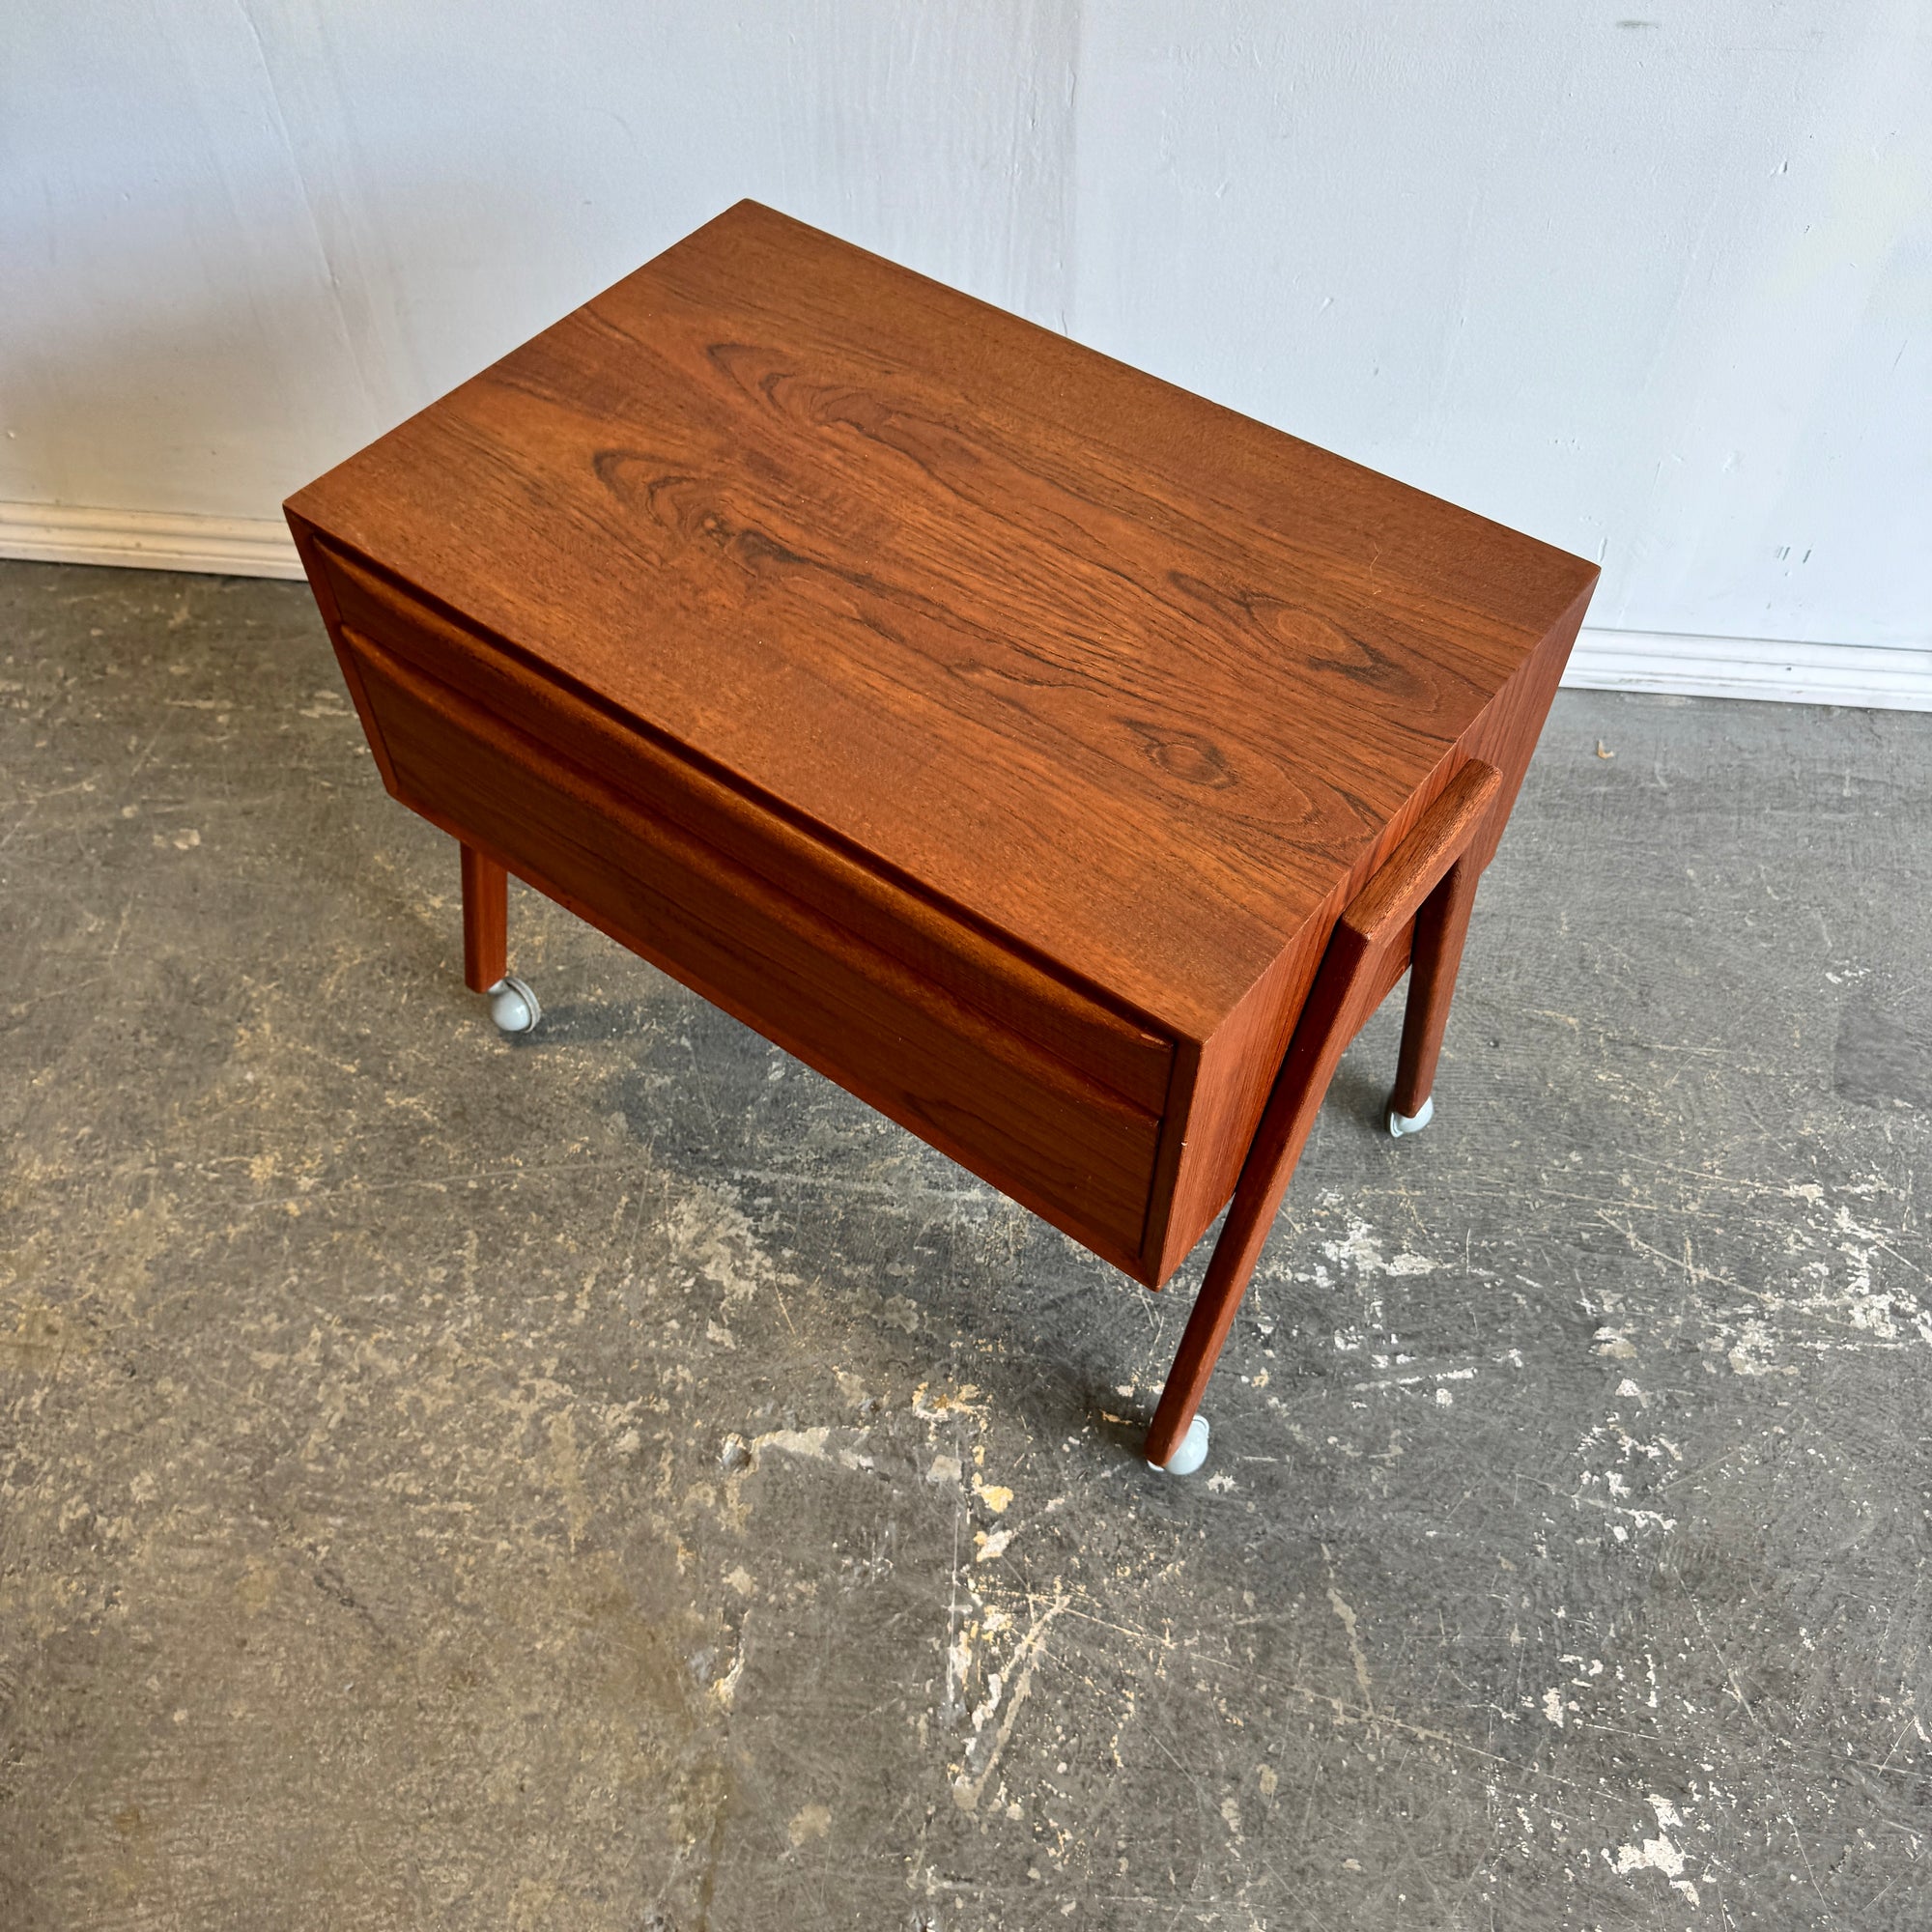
[0,500,305,579]
[4,501,1928,712]
[1563,626,1932,713]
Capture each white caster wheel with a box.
[1147,1413,1210,1475]
[1386,1094,1434,1138]
[486,975,541,1035]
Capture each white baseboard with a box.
[4,500,1927,713]
[1563,627,1932,713]
[0,500,304,579]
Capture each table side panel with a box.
[1148,909,1334,1283]
[1146,582,1593,1283]
[1454,579,1595,875]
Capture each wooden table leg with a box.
[1144,758,1503,1471]
[1389,855,1480,1128]
[1145,922,1377,1468]
[461,842,508,993]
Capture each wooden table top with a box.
[288,200,1596,1048]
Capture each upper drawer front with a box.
[335,615,1164,1273]
[312,539,1174,1116]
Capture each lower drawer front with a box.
[342,625,1164,1271]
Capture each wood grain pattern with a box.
[286,200,1597,1289]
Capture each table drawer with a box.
[311,538,1175,1118]
[334,617,1167,1272]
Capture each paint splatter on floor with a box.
[2,563,1928,1926]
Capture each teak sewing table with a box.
[287,201,1597,1474]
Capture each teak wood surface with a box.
[286,200,1597,1308]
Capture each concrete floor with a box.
[1,560,1928,1931]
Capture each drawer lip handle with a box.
[1341,760,1502,947]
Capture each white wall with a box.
[5,2,1928,696]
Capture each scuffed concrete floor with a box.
[2,560,1928,1931]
